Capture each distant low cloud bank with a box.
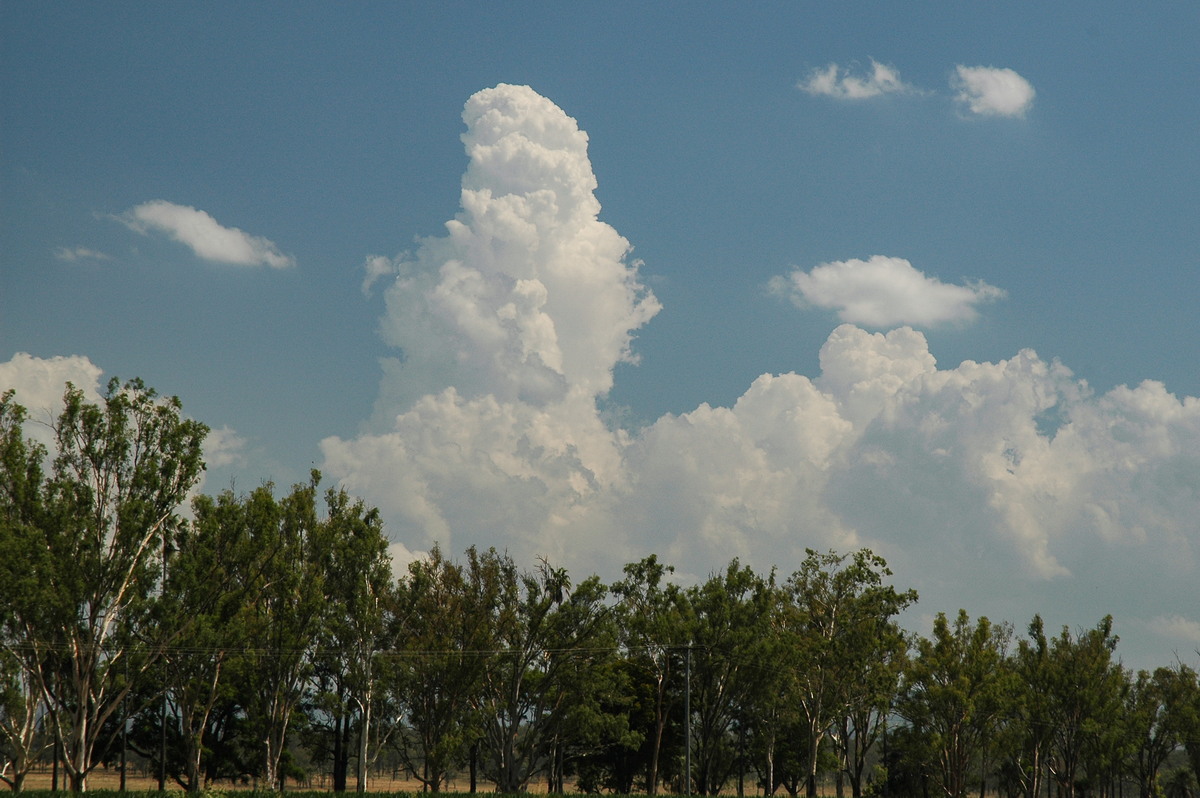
[116,200,294,268]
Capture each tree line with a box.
[1,381,1198,797]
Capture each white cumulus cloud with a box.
[0,353,104,434]
[799,60,913,99]
[325,86,1200,667]
[117,200,295,268]
[323,83,659,561]
[953,65,1036,118]
[202,425,248,469]
[364,83,660,413]
[0,353,252,506]
[770,255,1006,327]
[361,254,400,296]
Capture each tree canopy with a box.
[2,382,1198,797]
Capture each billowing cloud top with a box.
[0,353,106,465]
[364,83,660,411]
[799,60,913,99]
[118,200,295,268]
[770,255,1006,327]
[954,65,1036,118]
[0,352,103,423]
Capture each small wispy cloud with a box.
[953,65,1036,118]
[116,200,295,268]
[54,246,111,262]
[770,255,1006,328]
[799,59,1036,120]
[1148,614,1200,644]
[798,60,913,99]
[361,254,402,296]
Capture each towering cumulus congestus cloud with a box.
[322,84,660,564]
[372,84,660,407]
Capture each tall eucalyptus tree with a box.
[478,557,613,793]
[783,549,917,798]
[611,555,690,795]
[898,610,1013,798]
[387,545,503,793]
[0,380,206,792]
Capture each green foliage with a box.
[1038,615,1124,798]
[610,555,689,795]
[1170,664,1200,794]
[385,544,501,792]
[476,556,618,793]
[898,609,1014,798]
[1,379,207,792]
[4,379,1199,798]
[683,559,776,796]
[781,548,917,798]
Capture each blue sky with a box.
[3,2,1199,670]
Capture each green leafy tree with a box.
[0,380,206,792]
[611,555,690,795]
[543,589,628,794]
[783,549,917,798]
[1126,667,1186,798]
[835,617,911,798]
[0,393,52,792]
[477,557,612,793]
[744,609,798,798]
[1039,616,1123,798]
[386,545,502,792]
[1082,664,1131,798]
[685,560,776,796]
[0,641,46,792]
[898,610,1013,798]
[563,649,643,794]
[236,474,328,790]
[307,488,391,793]
[157,487,288,792]
[1167,664,1200,796]
[994,616,1055,798]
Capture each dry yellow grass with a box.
[19,767,503,793]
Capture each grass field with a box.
[14,765,798,795]
[17,768,487,794]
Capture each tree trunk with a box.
[356,697,370,794]
[333,710,346,792]
[469,740,477,794]
[68,715,90,794]
[186,731,204,793]
[649,681,667,796]
[263,733,278,792]
[766,737,775,797]
[806,723,822,798]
